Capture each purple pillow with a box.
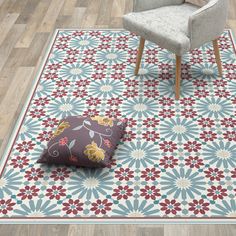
[37,116,126,168]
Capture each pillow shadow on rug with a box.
[37,116,126,168]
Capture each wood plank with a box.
[228,0,236,20]
[28,225,69,236]
[8,0,29,14]
[70,7,86,28]
[76,0,89,8]
[0,23,26,71]
[0,13,19,45]
[93,225,137,236]
[38,0,65,32]
[21,32,49,66]
[0,24,26,98]
[80,0,101,28]
[15,0,49,48]
[189,225,236,236]
[96,0,112,25]
[0,0,5,8]
[0,67,34,140]
[0,48,27,80]
[61,0,77,16]
[109,17,123,28]
[111,0,126,18]
[0,225,29,236]
[15,0,40,24]
[0,0,17,21]
[138,226,164,236]
[164,225,190,236]
[54,15,72,29]
[68,225,95,236]
[228,19,236,34]
[124,0,133,14]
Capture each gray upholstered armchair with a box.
[123,0,229,99]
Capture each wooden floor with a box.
[0,0,236,235]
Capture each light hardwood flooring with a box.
[0,0,236,235]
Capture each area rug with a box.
[0,29,236,224]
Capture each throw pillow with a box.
[37,116,126,168]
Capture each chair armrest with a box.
[133,0,184,12]
[188,0,228,49]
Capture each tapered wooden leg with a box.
[134,37,145,76]
[213,39,223,77]
[175,55,181,100]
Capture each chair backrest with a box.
[189,0,229,49]
[133,0,184,12]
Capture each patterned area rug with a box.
[1,30,236,223]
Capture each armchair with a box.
[123,0,229,99]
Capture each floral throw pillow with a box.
[37,116,126,168]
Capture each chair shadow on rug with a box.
[123,0,229,99]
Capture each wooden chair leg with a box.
[212,39,223,77]
[175,55,181,100]
[134,37,145,76]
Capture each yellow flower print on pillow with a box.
[84,141,105,162]
[53,121,70,137]
[91,116,113,127]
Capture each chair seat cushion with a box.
[123,3,199,55]
[185,0,209,7]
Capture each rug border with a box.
[0,28,236,224]
[0,218,236,224]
